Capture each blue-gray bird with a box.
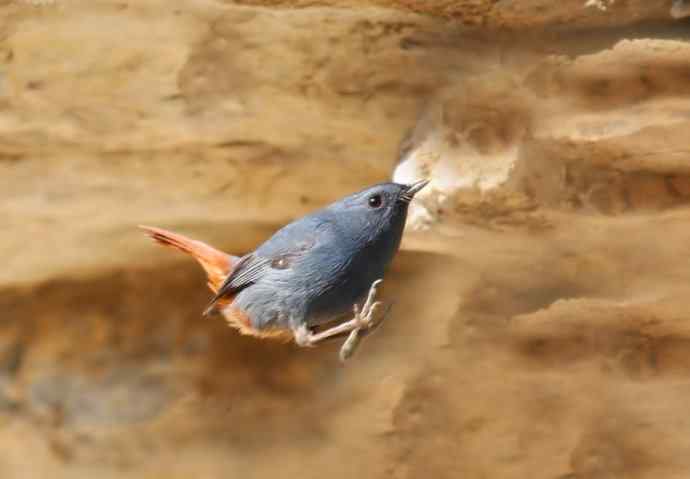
[140,180,428,360]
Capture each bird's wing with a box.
[203,219,322,315]
[220,253,272,292]
[203,253,271,315]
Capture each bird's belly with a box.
[219,303,293,340]
[232,286,293,331]
[233,259,386,330]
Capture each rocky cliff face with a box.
[2,1,690,478]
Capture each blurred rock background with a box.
[2,1,690,477]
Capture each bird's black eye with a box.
[368,194,383,208]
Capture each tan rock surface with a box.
[2,1,690,478]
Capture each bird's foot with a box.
[339,279,389,362]
[292,279,389,361]
[339,303,390,362]
[352,279,384,330]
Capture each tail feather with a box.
[139,225,238,294]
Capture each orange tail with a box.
[139,225,238,293]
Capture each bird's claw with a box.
[352,279,383,328]
[339,279,388,362]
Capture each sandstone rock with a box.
[2,1,690,478]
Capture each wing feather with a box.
[203,254,271,315]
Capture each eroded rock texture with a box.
[2,0,690,478]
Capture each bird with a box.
[139,179,428,361]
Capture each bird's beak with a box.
[400,179,430,202]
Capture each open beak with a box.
[400,179,430,203]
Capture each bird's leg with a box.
[310,304,391,344]
[292,279,385,349]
